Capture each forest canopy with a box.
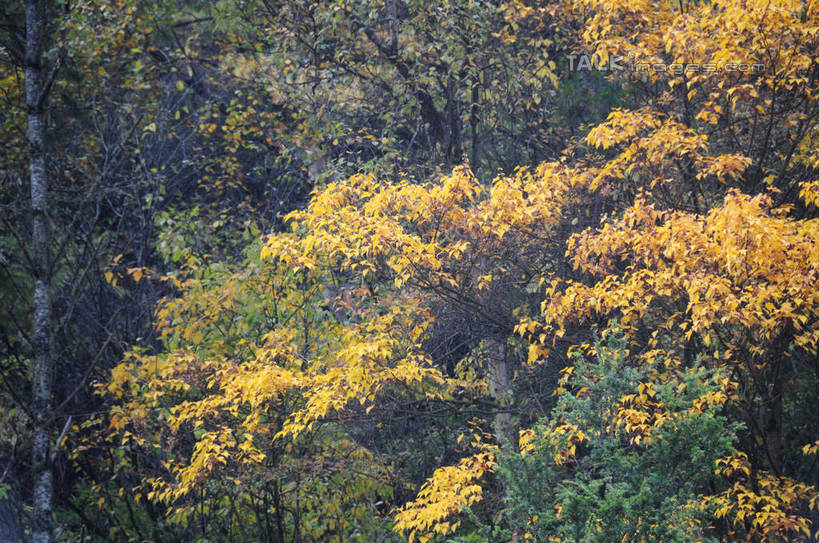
[1,0,818,542]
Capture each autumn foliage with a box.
[4,0,819,541]
[99,0,819,540]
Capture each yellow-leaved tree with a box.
[513,0,819,540]
[104,163,592,540]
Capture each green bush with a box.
[462,328,739,542]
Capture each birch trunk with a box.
[26,1,54,541]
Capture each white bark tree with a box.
[25,1,54,541]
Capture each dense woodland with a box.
[1,0,819,542]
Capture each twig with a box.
[50,415,72,462]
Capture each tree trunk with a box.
[470,75,479,168]
[26,1,54,542]
[763,359,784,476]
[485,339,513,446]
